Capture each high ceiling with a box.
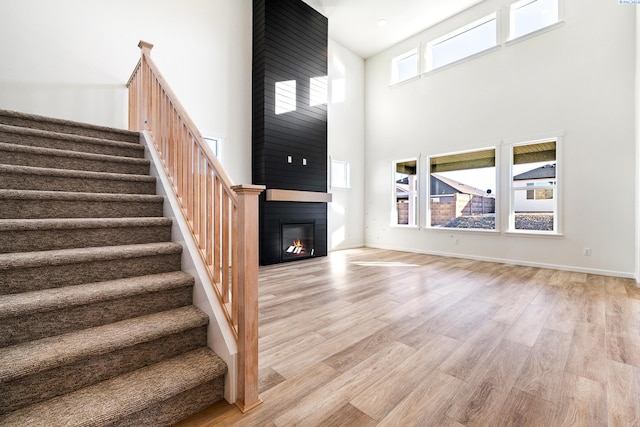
[302,0,485,59]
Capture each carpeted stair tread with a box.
[0,145,149,175]
[0,124,145,158]
[0,242,181,271]
[0,217,173,253]
[0,217,171,232]
[0,141,148,166]
[0,189,162,203]
[0,164,156,194]
[0,109,140,143]
[0,348,226,427]
[0,271,194,319]
[0,306,209,383]
[0,164,155,184]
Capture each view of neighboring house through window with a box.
[426,13,497,71]
[510,139,558,233]
[391,48,418,85]
[393,159,418,226]
[275,80,296,114]
[509,0,559,40]
[428,148,496,230]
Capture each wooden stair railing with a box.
[127,41,263,413]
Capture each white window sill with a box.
[504,230,563,239]
[424,226,500,235]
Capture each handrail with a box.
[127,41,263,413]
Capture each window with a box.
[275,80,296,114]
[310,76,328,106]
[391,48,418,85]
[509,0,559,40]
[203,136,221,160]
[426,14,497,71]
[510,139,558,233]
[393,159,418,226]
[331,159,350,189]
[428,148,496,230]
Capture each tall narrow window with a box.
[510,139,558,233]
[393,159,418,226]
[509,0,559,40]
[426,14,497,71]
[391,48,418,85]
[428,148,496,230]
[275,80,296,114]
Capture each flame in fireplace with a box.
[286,239,306,255]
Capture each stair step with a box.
[0,189,164,219]
[0,310,217,419]
[0,242,183,294]
[0,164,156,195]
[0,271,195,346]
[0,217,172,253]
[0,109,140,143]
[0,349,225,427]
[0,142,149,175]
[0,124,145,158]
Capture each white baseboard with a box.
[364,243,636,280]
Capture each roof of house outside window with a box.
[513,163,556,181]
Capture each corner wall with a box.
[364,0,636,276]
[328,39,366,250]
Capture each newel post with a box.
[137,40,154,131]
[231,184,265,413]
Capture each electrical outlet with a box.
[454,238,460,245]
[583,248,592,256]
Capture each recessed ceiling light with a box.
[378,19,387,27]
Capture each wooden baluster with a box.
[231,184,264,413]
[137,41,153,131]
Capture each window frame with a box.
[390,48,419,85]
[508,137,561,235]
[427,147,498,232]
[425,13,498,72]
[392,158,419,227]
[508,0,561,42]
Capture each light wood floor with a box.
[175,248,640,426]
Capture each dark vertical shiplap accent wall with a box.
[252,0,328,192]
[253,0,329,265]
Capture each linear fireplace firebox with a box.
[282,222,315,261]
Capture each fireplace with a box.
[252,0,329,265]
[282,222,315,261]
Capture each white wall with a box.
[328,39,365,250]
[364,0,636,277]
[0,0,253,184]
[637,7,640,283]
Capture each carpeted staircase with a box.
[0,110,227,426]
